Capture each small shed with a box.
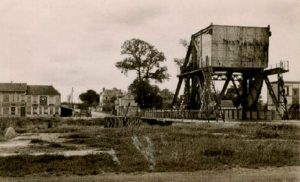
[61,105,73,117]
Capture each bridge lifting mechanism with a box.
[171,24,289,120]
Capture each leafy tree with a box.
[115,38,169,109]
[79,90,99,107]
[159,88,175,109]
[128,79,162,109]
[102,95,118,112]
[102,103,115,112]
[115,38,169,82]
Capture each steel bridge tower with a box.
[172,24,289,120]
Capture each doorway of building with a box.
[21,107,26,117]
[291,88,299,119]
[292,88,299,104]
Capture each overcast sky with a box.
[0,0,299,102]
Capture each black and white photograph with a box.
[0,0,299,181]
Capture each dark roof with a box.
[101,88,123,96]
[0,83,27,92]
[27,85,60,96]
[193,24,270,37]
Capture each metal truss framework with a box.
[172,37,289,120]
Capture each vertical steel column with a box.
[242,73,249,120]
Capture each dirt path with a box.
[1,166,299,182]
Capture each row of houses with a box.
[0,83,138,117]
[0,83,60,117]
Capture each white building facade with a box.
[0,83,61,117]
[115,93,139,116]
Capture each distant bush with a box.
[0,117,105,133]
[255,129,280,138]
[48,142,63,148]
[0,117,60,132]
[204,148,234,157]
[30,139,48,144]
[61,118,104,126]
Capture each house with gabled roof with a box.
[0,83,27,117]
[99,88,124,111]
[0,83,61,117]
[26,85,61,117]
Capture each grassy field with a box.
[2,166,299,182]
[0,117,299,177]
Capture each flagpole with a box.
[71,87,74,109]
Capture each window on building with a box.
[285,86,290,96]
[3,95,9,102]
[44,106,48,114]
[11,107,15,115]
[49,106,54,115]
[33,106,38,115]
[55,96,60,104]
[49,96,54,104]
[293,88,298,96]
[20,95,25,102]
[11,94,18,102]
[27,95,31,103]
[33,96,38,104]
[40,96,47,105]
[3,107,9,115]
[55,106,60,115]
[27,107,31,115]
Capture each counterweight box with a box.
[192,25,271,70]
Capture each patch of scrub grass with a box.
[60,118,105,126]
[30,139,74,149]
[0,117,104,134]
[0,122,300,176]
[0,117,60,132]
[202,122,300,140]
[0,154,117,177]
[63,124,300,172]
[67,133,91,139]
[48,142,63,148]
[30,139,48,144]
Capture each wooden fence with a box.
[138,109,298,120]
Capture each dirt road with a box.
[1,166,299,182]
